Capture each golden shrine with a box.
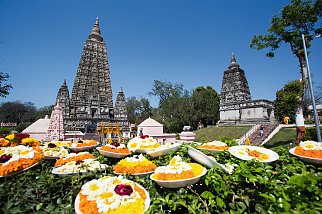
[96,122,122,144]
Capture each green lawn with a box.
[194,125,251,142]
[264,127,297,149]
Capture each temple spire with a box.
[88,17,103,42]
[228,52,239,69]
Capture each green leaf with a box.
[216,196,226,208]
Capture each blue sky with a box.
[0,0,321,108]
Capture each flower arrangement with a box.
[1,133,41,147]
[113,154,156,174]
[127,137,160,152]
[152,156,204,180]
[69,140,98,148]
[54,152,94,166]
[245,148,269,161]
[53,159,108,174]
[77,176,148,214]
[100,142,130,154]
[294,141,322,159]
[198,140,229,151]
[41,142,69,158]
[0,145,44,176]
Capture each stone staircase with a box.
[237,122,279,146]
[248,122,279,146]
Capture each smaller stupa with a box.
[45,104,65,141]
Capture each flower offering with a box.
[127,136,160,152]
[53,159,108,174]
[152,156,205,180]
[113,154,156,174]
[70,140,98,148]
[76,176,149,214]
[294,141,322,159]
[1,133,41,147]
[100,142,130,154]
[55,152,94,166]
[41,142,69,158]
[198,140,229,150]
[0,145,44,176]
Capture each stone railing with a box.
[237,124,260,145]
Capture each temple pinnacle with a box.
[95,17,99,26]
[229,52,239,69]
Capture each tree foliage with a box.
[0,72,13,98]
[0,101,37,124]
[275,80,304,123]
[126,96,152,124]
[35,105,54,120]
[250,0,322,83]
[148,80,220,133]
[191,86,220,128]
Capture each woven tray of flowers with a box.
[0,145,44,177]
[97,142,131,158]
[127,136,161,153]
[113,154,157,177]
[74,176,150,214]
[68,140,99,152]
[150,155,207,188]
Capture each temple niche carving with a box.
[55,18,129,131]
[219,53,275,124]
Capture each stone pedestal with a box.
[179,131,196,142]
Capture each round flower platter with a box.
[68,144,99,152]
[228,145,279,163]
[113,170,154,177]
[198,148,225,154]
[52,159,108,177]
[150,168,207,188]
[147,143,181,158]
[0,162,39,178]
[289,147,322,165]
[197,141,229,154]
[74,176,150,214]
[96,147,131,159]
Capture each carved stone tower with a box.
[220,53,251,104]
[114,87,128,123]
[68,17,114,130]
[55,79,70,119]
[219,53,274,124]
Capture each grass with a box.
[194,125,251,142]
[264,127,297,149]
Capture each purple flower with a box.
[114,184,133,196]
[111,142,120,147]
[0,154,12,163]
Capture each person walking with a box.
[259,125,264,137]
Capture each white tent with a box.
[22,115,50,141]
[137,117,164,135]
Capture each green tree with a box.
[0,72,12,98]
[250,0,322,86]
[148,80,184,104]
[275,80,304,123]
[191,86,220,128]
[126,96,152,124]
[35,105,54,120]
[0,101,37,124]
